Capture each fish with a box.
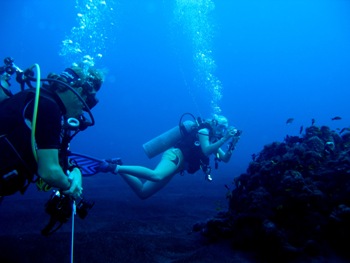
[311,118,315,126]
[299,125,303,134]
[331,116,342,121]
[286,118,294,124]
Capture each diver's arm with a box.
[37,149,70,189]
[217,127,240,162]
[37,149,82,198]
[198,128,228,156]
[217,147,233,163]
[199,127,237,159]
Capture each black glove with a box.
[97,158,123,173]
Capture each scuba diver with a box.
[0,57,104,201]
[98,113,241,199]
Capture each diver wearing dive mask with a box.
[0,63,104,198]
[97,114,241,200]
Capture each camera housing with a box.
[42,190,94,235]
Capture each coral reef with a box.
[196,125,350,261]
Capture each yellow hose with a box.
[30,64,41,162]
[29,64,51,191]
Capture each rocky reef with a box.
[195,125,350,261]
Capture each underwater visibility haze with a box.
[1,0,350,262]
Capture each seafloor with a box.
[0,173,254,263]
[0,166,348,262]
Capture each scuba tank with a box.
[143,120,197,159]
[143,113,201,159]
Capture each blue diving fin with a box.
[68,152,104,176]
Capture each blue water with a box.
[2,0,350,187]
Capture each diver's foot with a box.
[97,158,122,174]
[109,158,123,165]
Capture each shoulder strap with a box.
[26,88,66,113]
[198,121,213,137]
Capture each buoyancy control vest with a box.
[175,120,214,174]
[0,89,64,196]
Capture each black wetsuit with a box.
[0,89,65,195]
[175,122,213,174]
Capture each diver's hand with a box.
[223,126,239,141]
[97,158,123,173]
[228,129,242,152]
[62,167,83,199]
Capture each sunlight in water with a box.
[60,0,116,67]
[174,0,222,114]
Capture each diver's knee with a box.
[151,176,162,182]
[149,171,164,182]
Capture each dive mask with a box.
[215,124,228,138]
[60,68,99,110]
